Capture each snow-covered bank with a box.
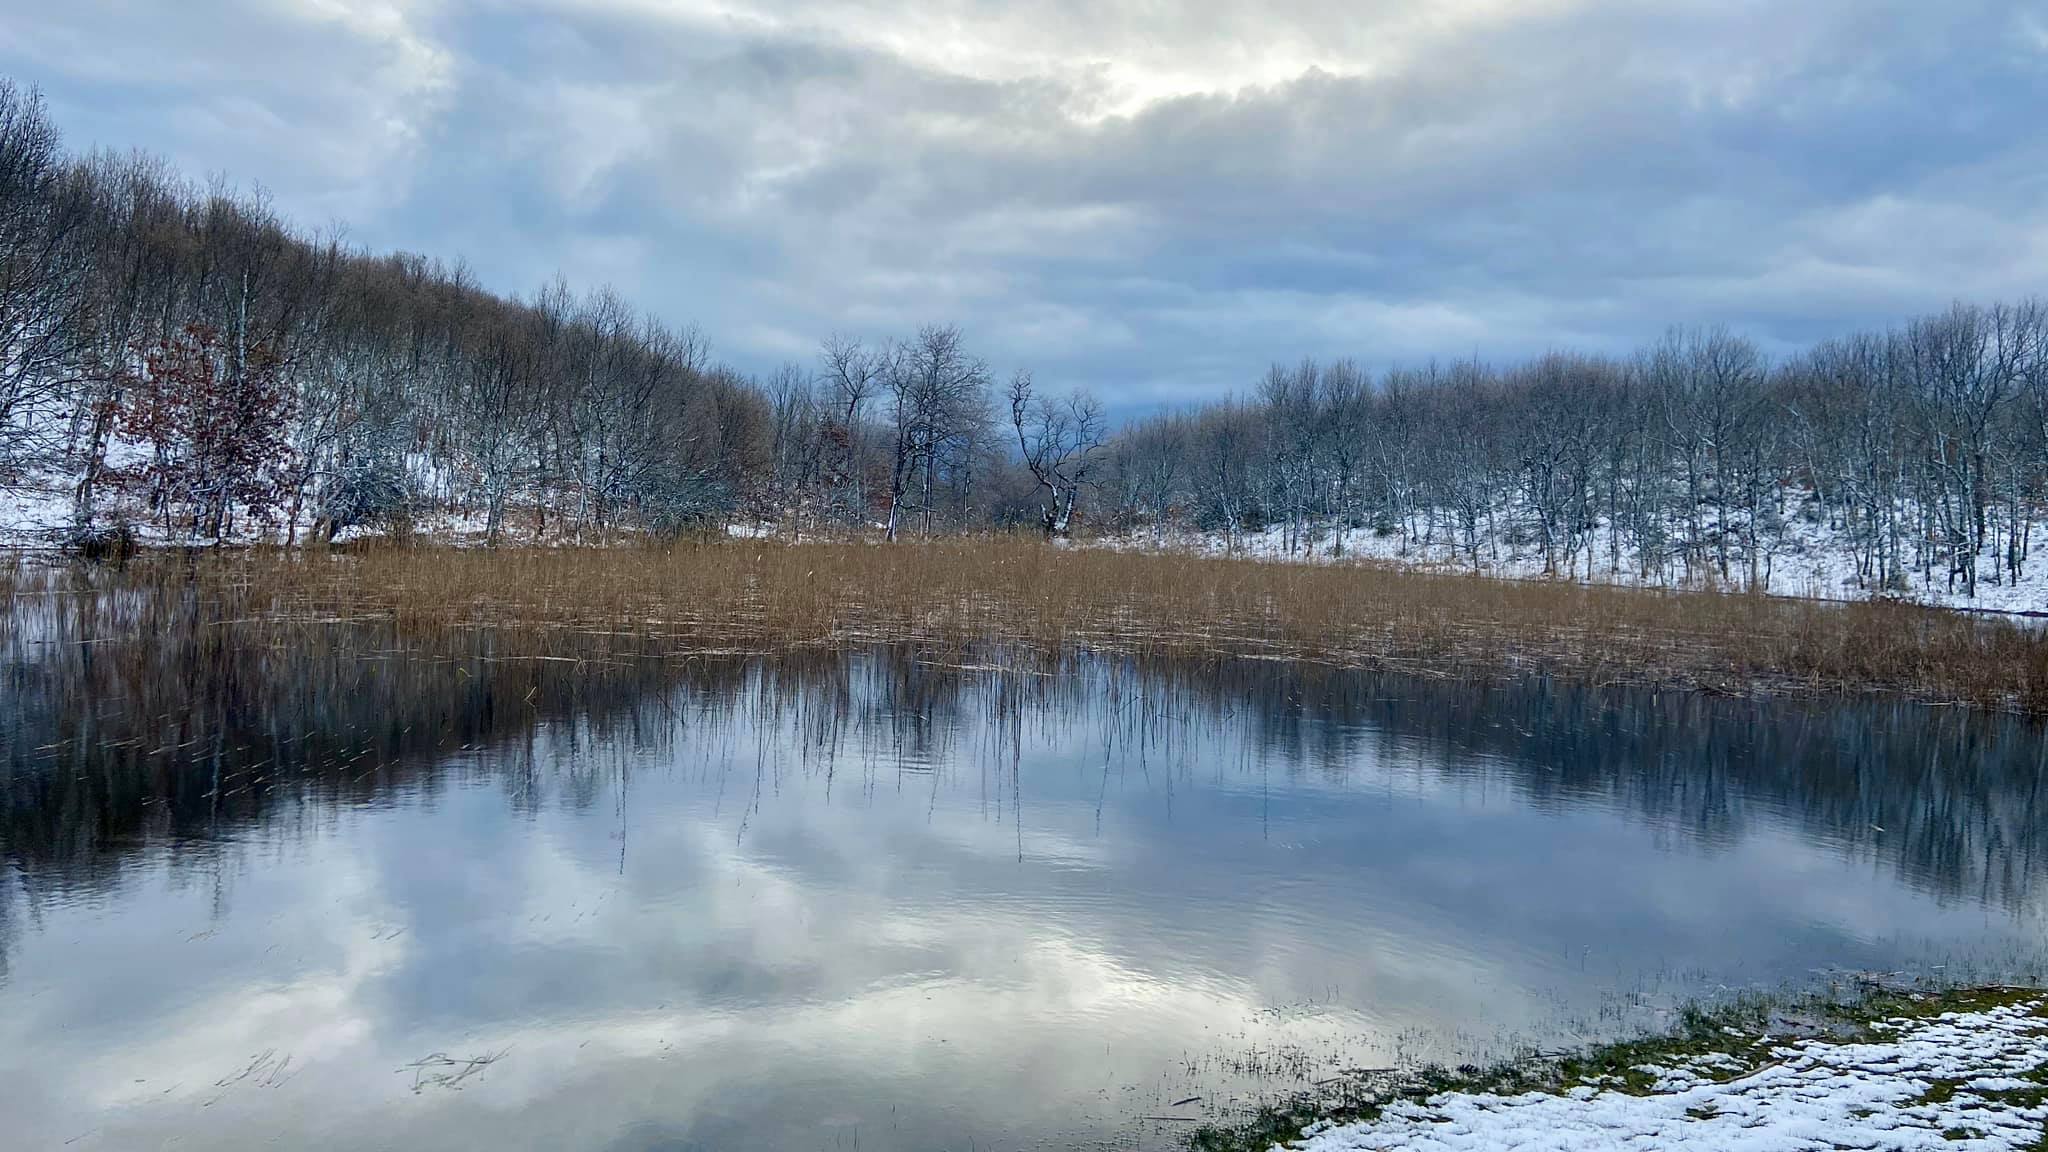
[1287,996,2048,1152]
[1098,520,2048,616]
[0,480,74,544]
[8,465,2046,619]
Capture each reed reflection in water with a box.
[1,582,2045,1151]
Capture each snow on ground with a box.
[5,465,2043,616]
[1294,1000,2048,1152]
[1100,519,2048,616]
[0,479,75,544]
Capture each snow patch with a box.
[1294,1001,2048,1152]
[1099,517,2048,615]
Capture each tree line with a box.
[1118,307,2047,599]
[0,81,1101,547]
[3,79,2046,599]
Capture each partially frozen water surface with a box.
[2,584,2045,1150]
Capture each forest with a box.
[3,80,2045,601]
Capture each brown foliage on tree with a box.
[118,324,296,543]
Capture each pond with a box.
[2,578,2045,1150]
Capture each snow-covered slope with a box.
[8,470,2044,615]
[1295,999,2048,1152]
[1098,519,2048,615]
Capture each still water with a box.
[2,583,2045,1150]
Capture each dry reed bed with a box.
[6,539,2046,713]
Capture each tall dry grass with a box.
[8,537,2047,712]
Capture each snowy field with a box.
[1293,998,2048,1152]
[0,480,73,544]
[1099,519,2048,616]
[0,477,516,550]
[7,470,2045,617]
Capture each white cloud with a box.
[5,0,2044,400]
[531,0,1592,114]
[0,0,455,223]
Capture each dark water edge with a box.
[2,575,2046,1150]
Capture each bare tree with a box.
[1008,371,1105,538]
[884,325,989,541]
[819,334,884,525]
[0,82,92,478]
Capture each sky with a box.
[3,0,2045,405]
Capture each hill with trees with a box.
[3,78,2046,607]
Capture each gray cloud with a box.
[4,0,2044,405]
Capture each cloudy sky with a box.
[4,1,2045,404]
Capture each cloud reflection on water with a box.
[2,620,2045,1149]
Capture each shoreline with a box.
[7,538,2048,715]
[1086,525,2048,620]
[4,468,2046,619]
[1190,984,2048,1152]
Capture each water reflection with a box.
[1,579,2045,1150]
